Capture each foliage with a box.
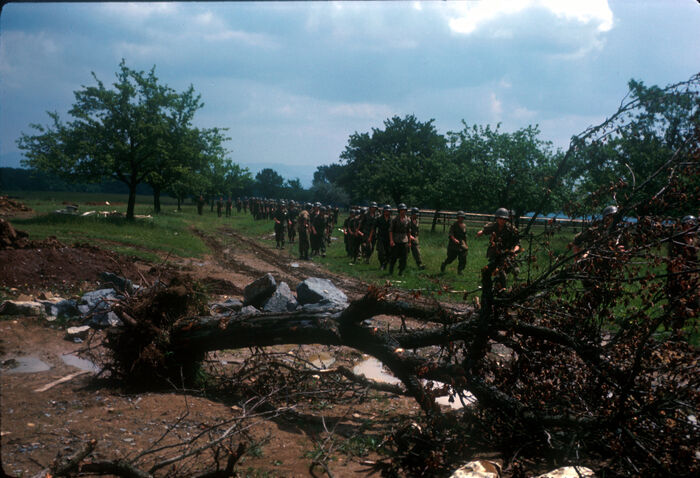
[253,168,285,198]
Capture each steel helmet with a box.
[602,205,618,217]
[457,210,465,218]
[411,207,420,214]
[681,215,697,224]
[383,204,392,212]
[495,208,510,219]
[370,201,378,208]
[398,203,407,210]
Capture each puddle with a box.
[353,356,477,409]
[352,357,402,385]
[3,356,52,374]
[61,354,100,373]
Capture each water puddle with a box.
[61,354,100,373]
[352,356,477,409]
[307,352,336,370]
[3,356,52,374]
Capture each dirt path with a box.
[1,224,410,477]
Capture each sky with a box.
[1,1,699,187]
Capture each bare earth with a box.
[1,222,424,477]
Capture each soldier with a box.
[197,194,205,215]
[311,202,326,257]
[409,207,426,270]
[287,201,298,244]
[375,205,392,270]
[343,209,356,256]
[441,211,468,274]
[297,206,311,260]
[235,197,242,213]
[389,203,411,275]
[273,202,288,249]
[360,202,378,264]
[477,207,521,297]
[225,196,232,217]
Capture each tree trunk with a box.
[126,182,137,220]
[176,197,182,211]
[153,185,161,214]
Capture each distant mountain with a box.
[239,162,315,188]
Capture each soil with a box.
[0,219,426,477]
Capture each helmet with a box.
[320,206,327,211]
[411,207,420,214]
[370,201,378,208]
[495,208,509,219]
[681,215,697,225]
[398,203,407,210]
[602,205,618,217]
[457,210,465,218]
[361,206,368,213]
[314,202,321,207]
[383,204,392,212]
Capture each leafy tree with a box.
[254,168,284,198]
[17,60,223,220]
[224,161,254,199]
[339,115,447,204]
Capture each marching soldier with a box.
[375,205,392,270]
[409,207,426,270]
[287,201,298,244]
[389,203,411,275]
[477,207,521,298]
[216,196,224,217]
[273,202,288,249]
[197,194,205,215]
[297,206,311,260]
[441,211,468,274]
[360,202,378,263]
[225,196,232,217]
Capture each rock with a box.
[0,300,44,317]
[38,298,79,318]
[239,305,260,316]
[87,311,123,328]
[65,326,91,340]
[262,282,298,313]
[536,466,595,478]
[100,272,134,294]
[296,278,348,307]
[80,288,120,310]
[450,460,501,478]
[79,289,123,328]
[300,299,346,313]
[210,298,244,313]
[243,273,277,307]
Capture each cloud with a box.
[448,0,613,35]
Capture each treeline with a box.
[16,58,699,220]
[0,167,153,195]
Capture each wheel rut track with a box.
[192,226,371,299]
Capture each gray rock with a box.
[239,305,261,316]
[210,298,243,313]
[100,272,134,293]
[86,311,123,328]
[80,288,120,310]
[300,299,345,313]
[0,300,44,316]
[296,278,348,307]
[262,282,298,313]
[243,273,277,307]
[65,325,91,340]
[39,298,79,318]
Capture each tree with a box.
[339,115,447,204]
[17,60,222,219]
[254,168,284,198]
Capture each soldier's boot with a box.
[440,262,446,273]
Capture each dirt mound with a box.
[0,243,146,294]
[0,218,63,250]
[0,195,32,215]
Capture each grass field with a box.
[4,191,573,300]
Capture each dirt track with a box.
[0,223,412,477]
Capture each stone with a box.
[65,326,91,340]
[262,282,298,313]
[86,311,123,328]
[239,305,260,316]
[450,460,501,478]
[296,278,348,307]
[210,298,244,313]
[300,299,346,313]
[80,288,120,310]
[0,300,44,317]
[39,298,79,318]
[100,272,134,293]
[243,274,277,307]
[536,467,594,478]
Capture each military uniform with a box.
[359,209,377,263]
[297,209,311,260]
[409,213,425,269]
[375,211,392,270]
[481,221,520,292]
[287,204,298,244]
[273,206,288,249]
[389,213,411,274]
[441,219,468,274]
[311,208,327,257]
